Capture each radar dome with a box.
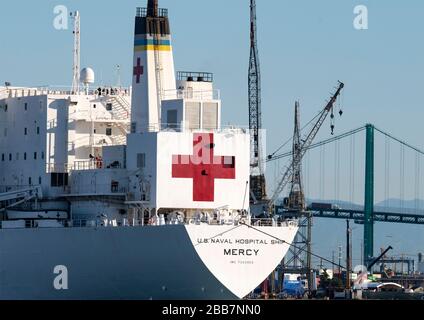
[80,67,95,85]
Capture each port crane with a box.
[248,0,267,204]
[267,81,345,213]
[267,82,344,296]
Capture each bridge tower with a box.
[364,123,375,266]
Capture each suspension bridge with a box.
[269,123,424,265]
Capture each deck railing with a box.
[136,7,168,17]
[162,88,220,101]
[0,217,297,229]
[2,86,131,99]
[141,123,249,134]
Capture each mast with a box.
[71,11,81,95]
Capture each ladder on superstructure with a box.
[153,19,163,127]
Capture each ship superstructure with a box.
[0,1,298,300]
[0,85,130,196]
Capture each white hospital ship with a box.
[0,1,298,299]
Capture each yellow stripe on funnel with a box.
[134,45,172,52]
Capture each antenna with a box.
[116,64,122,88]
[71,11,81,94]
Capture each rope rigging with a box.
[349,134,356,204]
[320,145,325,200]
[400,144,405,212]
[192,221,348,270]
[415,153,420,211]
[266,126,365,163]
[267,84,346,163]
[384,136,391,205]
[239,222,347,270]
[334,139,340,202]
[267,109,323,161]
[374,126,424,156]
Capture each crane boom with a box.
[367,246,393,270]
[268,82,345,209]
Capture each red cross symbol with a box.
[172,133,236,202]
[133,58,144,84]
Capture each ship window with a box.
[9,153,12,161]
[1,154,4,161]
[106,103,113,111]
[28,177,32,185]
[137,153,146,168]
[41,151,45,160]
[38,176,42,185]
[24,128,27,135]
[94,129,97,134]
[106,128,112,136]
[202,102,219,130]
[185,102,201,130]
[37,126,40,135]
[24,102,28,111]
[167,109,178,129]
[4,104,7,112]
[51,173,69,187]
[93,104,97,109]
[24,152,27,160]
[34,152,37,160]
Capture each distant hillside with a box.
[375,199,424,214]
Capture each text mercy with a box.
[224,248,260,256]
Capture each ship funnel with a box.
[147,0,159,17]
[130,1,176,133]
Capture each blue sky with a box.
[1,0,423,267]
[1,0,423,146]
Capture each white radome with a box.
[80,67,95,85]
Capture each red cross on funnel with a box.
[133,58,144,84]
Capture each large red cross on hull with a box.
[172,133,236,202]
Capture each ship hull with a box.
[0,224,297,300]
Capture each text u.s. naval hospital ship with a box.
[0,0,298,300]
